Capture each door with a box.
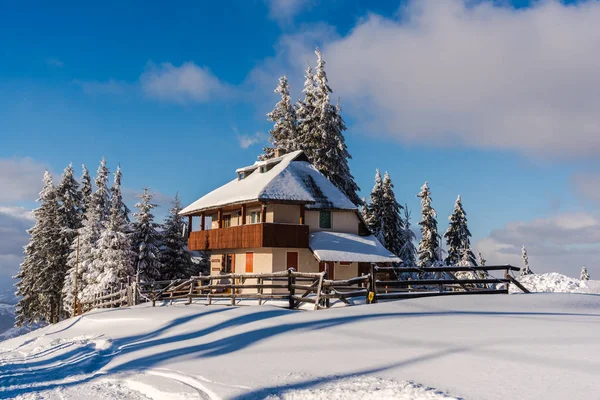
[245,252,254,273]
[286,251,299,271]
[319,261,335,279]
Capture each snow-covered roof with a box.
[180,150,356,215]
[309,231,401,263]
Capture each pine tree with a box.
[261,75,298,160]
[80,165,92,218]
[15,171,62,325]
[62,160,108,316]
[444,195,476,266]
[310,48,362,205]
[477,251,486,267]
[580,266,590,281]
[399,204,418,268]
[379,172,405,256]
[520,245,533,277]
[417,182,441,268]
[160,194,194,280]
[363,170,384,238]
[295,65,319,161]
[88,167,135,295]
[132,188,163,282]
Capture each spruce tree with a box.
[160,194,194,280]
[55,163,83,318]
[62,160,108,315]
[363,170,384,238]
[295,65,319,162]
[132,188,163,282]
[89,167,134,294]
[477,251,486,267]
[261,75,298,160]
[417,182,441,268]
[15,171,62,325]
[398,204,418,268]
[80,164,92,218]
[444,195,476,266]
[310,48,362,205]
[379,172,405,256]
[520,246,533,277]
[580,267,590,281]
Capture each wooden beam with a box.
[299,204,305,225]
[200,213,205,231]
[187,215,192,237]
[261,204,267,223]
[218,208,223,229]
[241,204,246,225]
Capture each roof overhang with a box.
[309,231,401,263]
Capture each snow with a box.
[309,231,401,263]
[180,151,356,215]
[1,291,600,399]
[512,272,600,294]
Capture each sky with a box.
[2,0,600,299]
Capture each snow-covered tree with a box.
[379,172,405,256]
[160,194,194,280]
[580,266,590,281]
[93,157,111,223]
[363,170,384,238]
[295,65,319,161]
[62,160,109,316]
[444,195,476,266]
[87,167,135,295]
[310,48,361,206]
[132,188,163,282]
[520,245,533,277]
[399,204,418,268]
[261,75,298,160]
[80,165,92,218]
[15,171,63,325]
[477,251,486,267]
[417,182,441,268]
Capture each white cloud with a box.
[266,0,311,26]
[140,62,230,103]
[256,0,600,157]
[73,78,127,95]
[0,158,48,203]
[572,172,600,204]
[234,129,269,149]
[475,212,600,279]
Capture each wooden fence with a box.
[77,264,528,314]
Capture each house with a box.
[180,150,400,280]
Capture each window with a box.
[319,211,332,229]
[223,214,232,228]
[250,211,259,224]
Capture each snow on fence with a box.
[76,265,527,314]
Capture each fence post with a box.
[324,270,330,308]
[368,263,378,304]
[288,268,296,309]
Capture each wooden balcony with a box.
[188,223,310,251]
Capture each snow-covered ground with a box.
[1,290,599,400]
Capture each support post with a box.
[261,204,267,223]
[369,263,378,304]
[299,204,305,225]
[187,215,192,237]
[288,268,296,309]
[218,209,223,229]
[200,212,205,231]
[241,204,246,225]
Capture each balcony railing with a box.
[188,223,310,251]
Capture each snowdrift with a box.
[1,293,600,399]
[512,273,600,294]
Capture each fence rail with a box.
[75,264,528,314]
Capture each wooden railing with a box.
[76,265,528,314]
[188,223,309,251]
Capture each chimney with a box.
[274,148,287,158]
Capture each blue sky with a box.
[2,0,600,294]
